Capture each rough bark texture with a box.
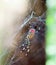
[7,0,46,65]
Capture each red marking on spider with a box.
[29,28,35,33]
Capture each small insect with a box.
[27,28,35,39]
